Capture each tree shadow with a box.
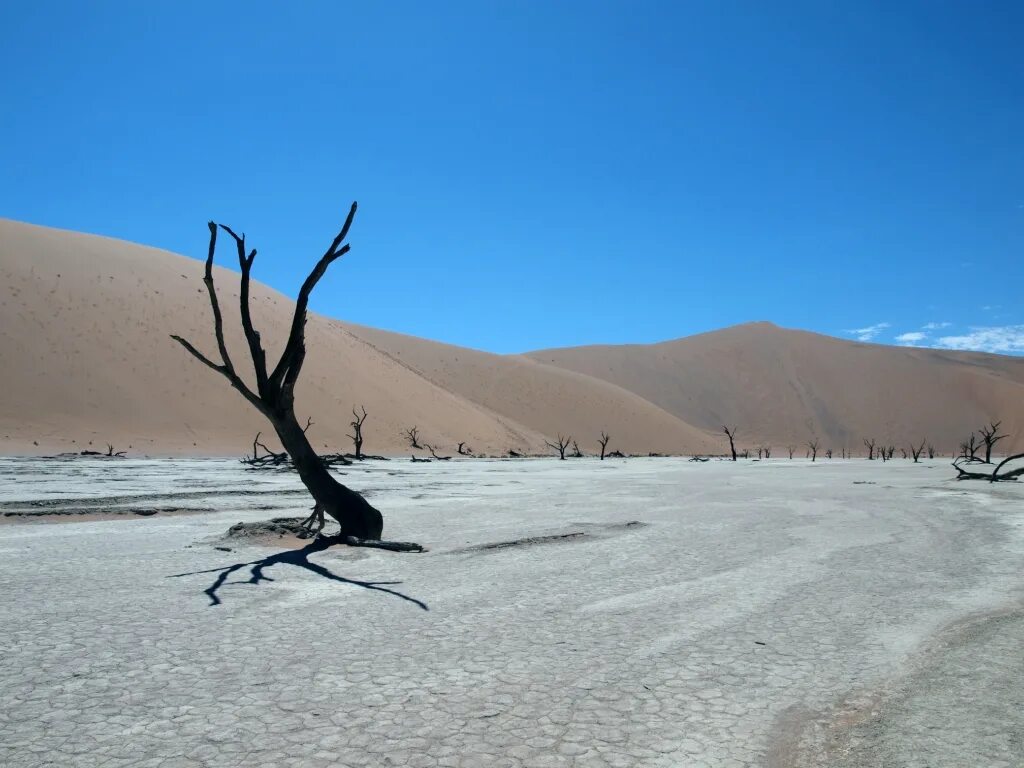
[169,536,428,610]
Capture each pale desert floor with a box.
[0,457,1021,768]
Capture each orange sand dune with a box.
[2,218,1022,457]
[526,323,1024,454]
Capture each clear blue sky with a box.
[2,1,1022,353]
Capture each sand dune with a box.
[527,322,1024,454]
[0,219,714,457]
[2,217,1022,457]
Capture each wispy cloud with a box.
[936,325,1024,355]
[922,321,950,330]
[845,322,890,342]
[895,331,927,345]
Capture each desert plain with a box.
[1,455,1021,768]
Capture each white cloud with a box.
[895,331,927,345]
[936,325,1024,355]
[845,322,890,342]
[922,322,951,330]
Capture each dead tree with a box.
[723,426,738,461]
[763,446,771,459]
[863,438,876,460]
[105,444,126,457]
[954,452,1024,482]
[910,440,925,463]
[598,431,611,460]
[345,406,368,460]
[171,204,419,550]
[807,439,819,462]
[927,443,936,459]
[457,441,472,456]
[825,448,832,459]
[545,434,572,460]
[403,426,422,450]
[978,421,1007,464]
[756,447,763,460]
[425,444,451,461]
[885,445,895,461]
[957,433,984,464]
[787,446,795,460]
[571,440,584,458]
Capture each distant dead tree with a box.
[756,447,763,460]
[899,447,907,459]
[425,444,451,461]
[403,426,422,450]
[927,443,936,459]
[457,441,472,456]
[723,426,738,461]
[863,438,876,460]
[545,434,572,460]
[807,439,819,462]
[978,421,1007,464]
[571,440,584,458]
[825,448,832,459]
[347,406,368,460]
[763,446,771,459]
[957,433,983,464]
[171,204,419,550]
[885,445,895,461]
[787,445,795,460]
[910,440,925,463]
[598,431,611,460]
[105,444,126,457]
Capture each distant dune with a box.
[526,323,1024,454]
[1,218,1022,457]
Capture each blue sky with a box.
[1,1,1021,354]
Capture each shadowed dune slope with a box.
[0,219,715,456]
[526,322,1024,454]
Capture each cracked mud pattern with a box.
[1,457,1022,767]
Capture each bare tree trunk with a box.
[598,431,610,460]
[723,426,738,461]
[171,205,417,549]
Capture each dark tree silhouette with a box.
[978,420,1008,464]
[171,204,418,550]
[545,434,572,460]
[571,440,584,458]
[954,452,1024,482]
[910,440,926,463]
[807,438,819,462]
[787,445,795,460]
[825,448,832,459]
[425,444,452,461]
[958,433,983,464]
[927,443,936,459]
[457,441,472,456]
[403,426,422,450]
[723,426,738,461]
[348,406,368,460]
[598,431,611,460]
[863,438,876,460]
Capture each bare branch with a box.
[270,202,357,391]
[219,224,269,395]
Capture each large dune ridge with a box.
[1,217,1022,457]
[526,322,1024,454]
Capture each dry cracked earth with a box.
[0,456,1021,767]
